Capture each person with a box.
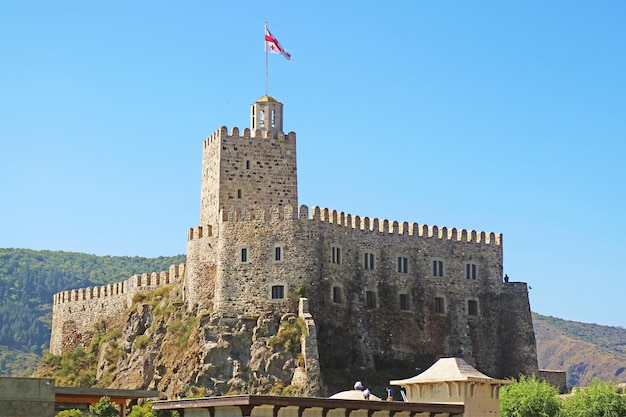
[386,386,393,401]
[354,381,363,390]
[363,387,370,400]
[504,274,509,283]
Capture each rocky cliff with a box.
[35,284,323,398]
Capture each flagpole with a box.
[265,22,269,96]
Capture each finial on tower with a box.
[251,96,284,137]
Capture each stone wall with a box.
[184,203,535,379]
[200,126,298,227]
[50,264,185,355]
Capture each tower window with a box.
[271,285,285,299]
[240,247,249,263]
[468,299,479,316]
[397,256,409,273]
[366,291,377,308]
[435,296,446,314]
[332,286,343,304]
[331,245,342,265]
[466,263,477,280]
[432,260,444,277]
[271,110,276,127]
[259,110,265,127]
[237,189,242,199]
[364,252,375,270]
[399,294,410,311]
[274,246,282,261]
[246,160,250,169]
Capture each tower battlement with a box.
[203,126,296,149]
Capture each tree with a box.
[89,396,119,417]
[500,374,561,417]
[559,379,626,417]
[55,410,84,417]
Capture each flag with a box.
[265,26,291,60]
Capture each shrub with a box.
[559,379,626,417]
[500,374,561,417]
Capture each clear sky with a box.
[1,2,625,327]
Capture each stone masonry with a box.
[50,96,539,380]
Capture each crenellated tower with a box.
[199,96,298,226]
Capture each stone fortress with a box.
[51,96,539,380]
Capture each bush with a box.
[500,375,561,417]
[559,379,626,417]
[56,410,84,417]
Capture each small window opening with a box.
[435,297,446,314]
[399,294,410,311]
[271,285,285,299]
[468,299,479,316]
[275,246,282,261]
[333,286,342,303]
[366,291,377,308]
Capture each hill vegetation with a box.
[0,248,185,376]
[533,313,626,388]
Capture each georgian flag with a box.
[265,26,292,60]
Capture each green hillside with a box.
[0,248,185,376]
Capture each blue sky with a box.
[1,2,625,327]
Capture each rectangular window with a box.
[259,110,265,127]
[366,291,377,308]
[397,256,408,273]
[246,160,250,169]
[466,263,477,280]
[271,110,276,127]
[271,285,285,299]
[275,246,282,261]
[433,260,444,277]
[399,294,410,311]
[435,297,445,314]
[333,286,342,303]
[332,245,341,264]
[241,248,248,262]
[468,299,479,316]
[364,253,375,270]
[237,189,242,199]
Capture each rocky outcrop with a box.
[39,285,324,398]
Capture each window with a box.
[432,260,444,277]
[435,297,446,314]
[259,110,265,127]
[332,286,343,304]
[468,299,479,316]
[271,285,285,299]
[364,252,375,270]
[246,160,250,169]
[271,110,276,127]
[399,294,410,311]
[466,263,477,280]
[240,247,249,263]
[274,246,282,261]
[331,245,342,265]
[366,291,377,308]
[237,189,242,199]
[397,256,409,273]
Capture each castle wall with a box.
[185,224,218,313]
[192,204,533,378]
[50,264,185,354]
